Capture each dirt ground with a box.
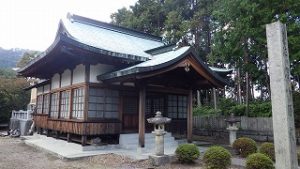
[0,137,243,169]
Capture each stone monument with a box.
[147,111,171,166]
[225,113,240,146]
[266,21,298,168]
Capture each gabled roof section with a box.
[98,46,231,87]
[18,13,166,77]
[62,14,164,59]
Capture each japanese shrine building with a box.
[19,14,230,146]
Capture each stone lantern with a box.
[147,111,171,166]
[225,113,241,145]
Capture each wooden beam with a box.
[118,93,124,126]
[41,85,44,114]
[138,85,146,148]
[84,64,90,121]
[58,91,61,119]
[187,90,193,143]
[48,82,52,117]
[70,68,73,85]
[69,89,73,119]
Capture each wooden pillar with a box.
[138,86,146,148]
[67,133,71,142]
[46,129,50,137]
[81,135,87,146]
[84,64,90,121]
[187,90,193,143]
[55,131,59,139]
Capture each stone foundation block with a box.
[149,155,170,166]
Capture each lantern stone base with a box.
[149,155,170,166]
[227,126,238,146]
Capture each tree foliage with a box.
[16,50,39,68]
[0,69,30,123]
[111,0,300,105]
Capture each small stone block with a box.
[149,155,170,166]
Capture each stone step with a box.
[121,142,178,150]
[119,132,178,150]
[119,135,175,145]
[119,132,172,140]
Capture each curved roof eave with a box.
[99,47,230,87]
[18,21,152,76]
[17,20,66,75]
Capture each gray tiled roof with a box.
[62,15,164,59]
[102,46,191,78]
[99,46,231,87]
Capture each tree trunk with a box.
[263,58,271,99]
[197,90,202,107]
[245,72,250,116]
[237,68,242,104]
[213,88,217,109]
[243,39,250,116]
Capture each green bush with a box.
[203,146,231,169]
[297,151,300,164]
[248,102,272,117]
[193,106,221,116]
[259,142,275,161]
[246,153,274,169]
[175,144,200,163]
[229,104,246,116]
[232,137,257,158]
[219,98,237,115]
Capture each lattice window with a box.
[36,95,43,114]
[167,95,187,119]
[146,97,164,116]
[43,94,50,114]
[60,91,70,119]
[88,88,119,119]
[50,92,59,118]
[72,87,85,119]
[104,89,119,118]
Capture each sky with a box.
[0,0,137,51]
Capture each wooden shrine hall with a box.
[19,14,231,146]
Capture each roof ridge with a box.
[67,13,162,42]
[145,43,176,55]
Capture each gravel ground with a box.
[0,137,244,169]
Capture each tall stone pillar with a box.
[266,21,298,169]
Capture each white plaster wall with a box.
[30,88,37,104]
[37,86,43,95]
[90,64,114,83]
[73,64,85,84]
[43,84,50,93]
[51,73,60,89]
[61,69,71,87]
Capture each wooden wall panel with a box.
[34,115,120,135]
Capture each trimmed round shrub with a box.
[246,153,274,169]
[259,142,275,161]
[232,137,257,158]
[203,146,231,169]
[175,144,200,163]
